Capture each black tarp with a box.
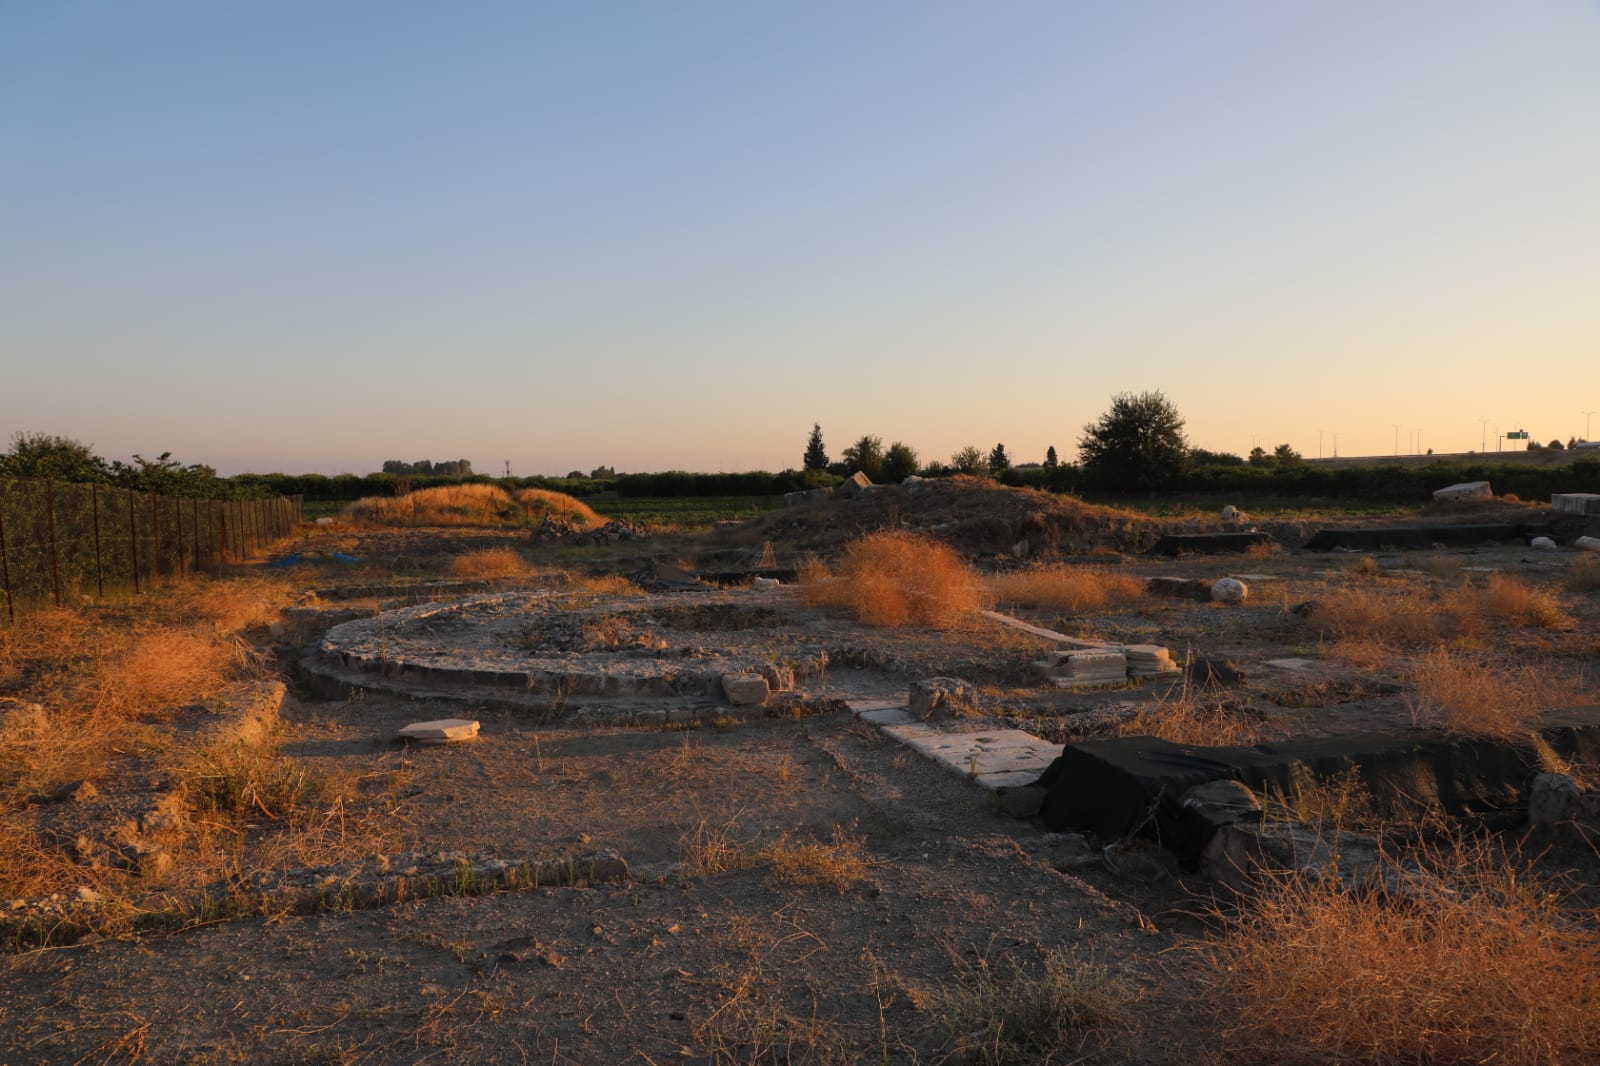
[1034,707,1600,860]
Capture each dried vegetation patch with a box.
[447,546,533,579]
[345,484,604,530]
[801,531,985,629]
[1195,836,1600,1065]
[986,564,1145,613]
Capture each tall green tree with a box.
[803,424,829,472]
[841,434,885,480]
[881,441,920,482]
[987,443,1011,475]
[1077,391,1188,490]
[1044,445,1059,468]
[950,445,986,476]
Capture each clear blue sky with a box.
[3,2,1597,476]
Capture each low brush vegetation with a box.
[1196,835,1600,1065]
[932,949,1134,1065]
[987,564,1145,613]
[0,575,381,932]
[1315,573,1574,653]
[448,547,533,579]
[1407,648,1582,737]
[345,483,605,529]
[800,531,985,629]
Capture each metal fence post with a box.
[0,500,13,624]
[45,479,63,608]
[91,483,104,602]
[150,493,161,586]
[173,496,184,579]
[128,490,141,595]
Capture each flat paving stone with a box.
[894,729,1062,780]
[857,707,916,726]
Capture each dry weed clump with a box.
[1112,690,1275,747]
[1470,573,1574,629]
[933,949,1133,1065]
[447,547,531,579]
[345,484,605,530]
[759,827,871,891]
[1566,553,1600,592]
[1196,836,1600,1065]
[801,532,984,629]
[986,564,1144,613]
[1407,648,1580,737]
[1315,585,1441,648]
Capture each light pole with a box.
[1479,418,1489,452]
[1318,430,1324,460]
[1391,424,1399,457]
[1586,411,1596,442]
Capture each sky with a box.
[2,2,1598,477]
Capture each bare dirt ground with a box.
[2,480,1597,1065]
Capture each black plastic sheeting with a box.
[1150,531,1275,556]
[1302,523,1553,551]
[1034,707,1600,861]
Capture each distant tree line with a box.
[380,458,474,477]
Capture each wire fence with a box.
[0,478,303,623]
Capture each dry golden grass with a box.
[0,582,286,805]
[986,564,1144,613]
[759,827,871,891]
[1315,585,1441,647]
[345,484,605,529]
[1473,574,1574,629]
[447,547,531,579]
[1195,836,1600,1065]
[1566,553,1600,592]
[1407,648,1582,737]
[512,487,604,529]
[1111,690,1275,747]
[801,532,984,629]
[933,949,1133,1065]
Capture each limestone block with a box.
[1530,536,1557,550]
[1577,536,1600,553]
[1210,577,1248,604]
[1529,772,1579,826]
[1432,480,1492,502]
[909,676,979,720]
[720,673,770,706]
[834,472,873,498]
[397,718,481,744]
[755,662,794,693]
[1551,493,1600,516]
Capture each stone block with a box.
[835,472,873,498]
[720,673,770,706]
[1531,536,1557,550]
[909,677,979,720]
[1210,577,1248,604]
[1551,493,1600,516]
[1432,480,1492,502]
[1578,536,1600,553]
[398,718,480,744]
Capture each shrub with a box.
[448,548,531,579]
[986,565,1144,613]
[1194,835,1600,1065]
[801,532,983,629]
[1407,648,1580,736]
[933,950,1133,1065]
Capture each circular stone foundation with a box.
[312,588,832,709]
